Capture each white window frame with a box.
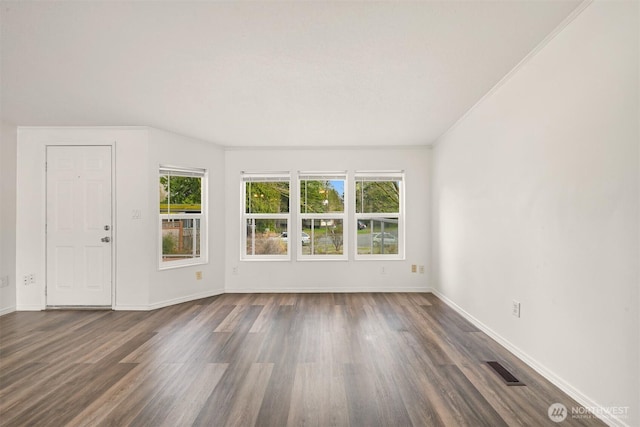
[298,172,348,261]
[241,172,291,261]
[354,171,405,260]
[159,165,208,270]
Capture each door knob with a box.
[101,236,111,243]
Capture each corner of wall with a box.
[1,121,18,314]
[147,127,226,306]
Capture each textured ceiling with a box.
[0,1,582,147]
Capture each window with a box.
[242,173,291,260]
[159,166,207,268]
[355,172,404,259]
[299,173,347,260]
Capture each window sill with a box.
[159,258,207,270]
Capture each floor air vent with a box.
[486,361,525,386]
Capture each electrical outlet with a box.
[381,266,387,275]
[29,274,35,284]
[232,267,238,275]
[0,276,8,288]
[23,275,29,286]
[195,271,203,280]
[419,265,425,274]
[512,300,521,318]
[411,264,417,273]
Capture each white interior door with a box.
[46,146,112,306]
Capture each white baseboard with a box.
[225,286,433,293]
[432,289,630,427]
[0,305,16,316]
[148,289,225,310]
[113,304,150,311]
[15,304,42,311]
[115,289,225,311]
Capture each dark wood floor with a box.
[0,293,604,426]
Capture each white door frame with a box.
[44,142,117,309]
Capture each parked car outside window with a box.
[280,232,311,245]
[372,232,397,246]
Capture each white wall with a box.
[0,121,17,314]
[15,127,224,310]
[431,1,639,426]
[225,147,431,292]
[112,129,152,308]
[147,128,225,307]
